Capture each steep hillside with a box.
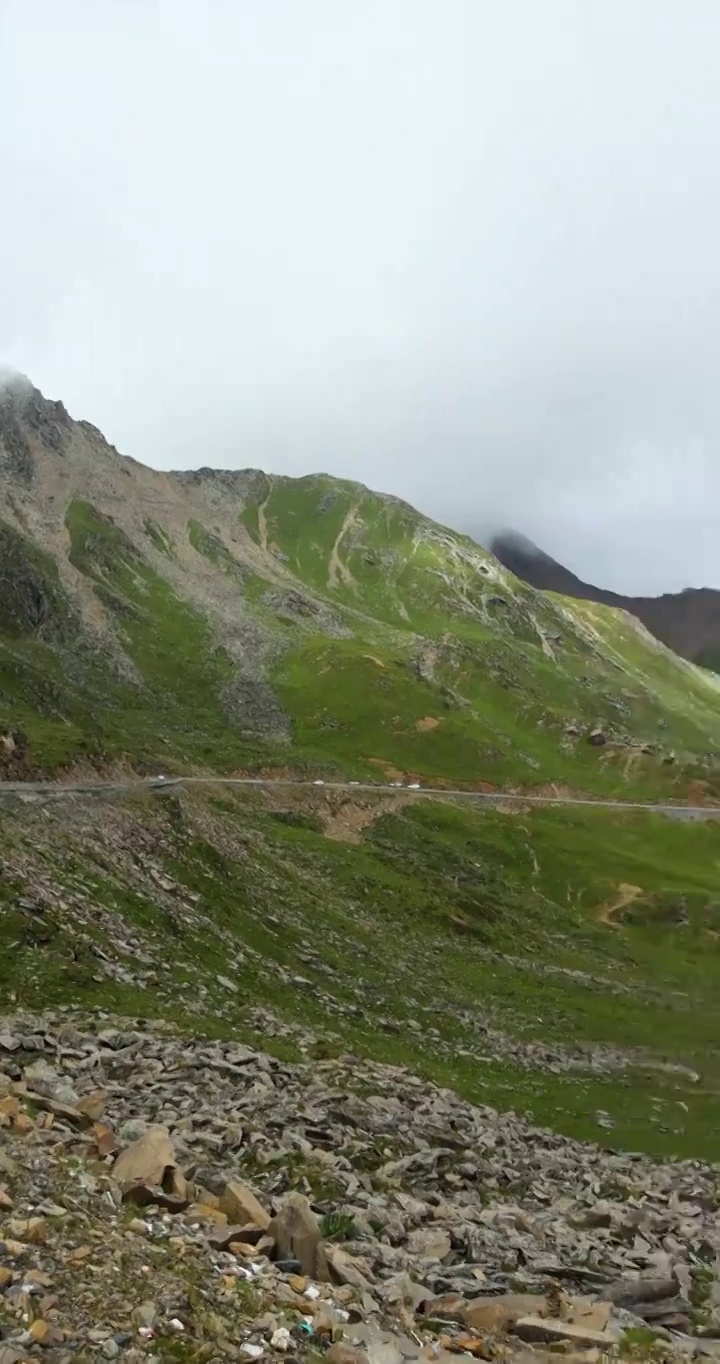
[2,781,720,1161]
[492,529,720,672]
[1,376,720,800]
[236,472,720,796]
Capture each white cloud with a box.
[1,0,719,592]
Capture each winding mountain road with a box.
[0,776,717,819]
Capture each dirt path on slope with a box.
[596,882,644,926]
[328,501,360,589]
[257,480,273,554]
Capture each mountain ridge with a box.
[491,528,720,672]
[1,378,720,800]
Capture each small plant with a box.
[319,1211,359,1241]
[619,1327,668,1361]
[690,1262,715,1328]
[308,1037,343,1060]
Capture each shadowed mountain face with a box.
[1,375,720,796]
[491,531,720,673]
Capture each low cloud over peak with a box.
[1,1,719,595]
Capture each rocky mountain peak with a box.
[0,367,33,398]
[0,374,73,486]
[0,372,69,426]
[172,465,270,500]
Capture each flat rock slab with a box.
[515,1314,617,1348]
[607,1275,679,1307]
[406,1226,452,1261]
[464,1294,547,1333]
[567,1298,612,1331]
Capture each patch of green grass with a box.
[269,629,715,799]
[319,1211,359,1240]
[143,518,175,557]
[188,519,246,580]
[619,1328,668,1360]
[690,1263,715,1329]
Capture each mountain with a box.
[492,529,720,672]
[2,375,720,798]
[3,377,720,1165]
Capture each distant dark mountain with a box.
[491,530,720,672]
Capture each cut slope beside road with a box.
[0,775,718,820]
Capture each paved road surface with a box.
[0,776,717,818]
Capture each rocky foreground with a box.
[1,1015,719,1363]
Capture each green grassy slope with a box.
[2,784,720,1160]
[2,380,719,792]
[240,474,720,796]
[2,459,720,795]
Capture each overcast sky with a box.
[2,1,719,593]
